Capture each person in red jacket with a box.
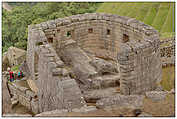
[7,67,14,82]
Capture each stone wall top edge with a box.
[8,82,36,96]
[29,13,158,36]
[28,26,48,43]
[119,38,158,55]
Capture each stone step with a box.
[83,87,120,103]
[90,74,120,89]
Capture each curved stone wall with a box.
[30,13,158,61]
[27,13,162,111]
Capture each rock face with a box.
[59,39,98,84]
[90,57,119,75]
[2,75,13,114]
[2,47,26,71]
[96,94,144,109]
[145,91,167,101]
[2,52,10,71]
[19,61,30,77]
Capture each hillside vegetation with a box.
[97,2,175,38]
[2,2,101,53]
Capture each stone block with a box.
[96,94,144,109]
[145,91,167,101]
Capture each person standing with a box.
[17,70,23,79]
[7,67,14,82]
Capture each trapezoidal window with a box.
[48,38,53,43]
[57,29,60,33]
[67,31,71,37]
[122,34,129,43]
[88,28,93,33]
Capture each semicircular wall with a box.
[27,13,162,96]
[31,13,159,61]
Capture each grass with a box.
[126,3,142,18]
[11,64,21,72]
[117,3,134,16]
[143,93,175,116]
[160,32,175,39]
[161,66,175,91]
[143,3,160,25]
[161,3,175,33]
[152,3,171,32]
[97,2,175,39]
[135,3,151,21]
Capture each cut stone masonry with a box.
[8,13,162,113]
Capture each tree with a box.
[2,2,101,53]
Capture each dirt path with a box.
[2,3,12,11]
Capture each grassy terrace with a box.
[161,66,175,91]
[97,2,175,91]
[97,2,175,38]
[143,3,160,25]
[152,3,171,32]
[161,3,175,33]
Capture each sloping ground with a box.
[161,66,175,91]
[142,94,175,116]
[2,2,12,11]
[96,2,175,37]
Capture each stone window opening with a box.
[57,29,60,33]
[123,34,129,43]
[48,38,53,43]
[67,31,71,37]
[88,28,93,33]
[102,72,111,75]
[36,42,43,46]
[34,52,39,80]
[107,29,111,35]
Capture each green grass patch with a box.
[11,64,21,71]
[117,3,134,16]
[96,2,122,14]
[160,32,175,39]
[135,3,151,21]
[97,2,175,36]
[126,3,143,18]
[152,3,171,32]
[161,3,175,33]
[161,66,175,91]
[143,3,161,25]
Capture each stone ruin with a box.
[160,37,175,67]
[7,13,163,114]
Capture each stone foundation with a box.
[26,13,162,113]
